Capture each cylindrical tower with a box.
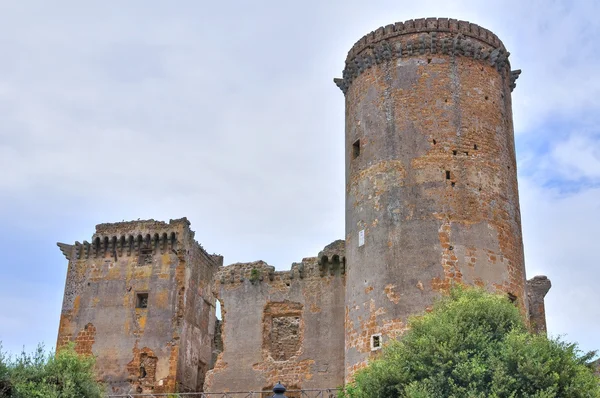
[335,18,526,380]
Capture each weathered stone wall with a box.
[54,17,553,393]
[177,236,222,391]
[527,276,552,334]
[56,218,219,395]
[336,18,528,380]
[204,241,346,392]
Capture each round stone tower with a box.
[335,18,526,380]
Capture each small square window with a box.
[371,334,382,351]
[352,139,360,159]
[507,293,517,304]
[136,293,148,309]
[138,248,153,266]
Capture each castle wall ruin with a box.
[55,17,552,395]
[205,240,346,392]
[57,219,221,395]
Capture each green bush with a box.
[341,287,599,398]
[0,343,103,398]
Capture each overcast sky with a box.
[0,0,598,358]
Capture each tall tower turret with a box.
[335,18,526,380]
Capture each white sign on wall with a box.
[358,229,365,247]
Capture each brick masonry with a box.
[56,218,221,394]
[338,17,538,380]
[56,17,551,394]
[204,241,346,392]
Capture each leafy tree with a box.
[341,287,599,398]
[0,343,103,398]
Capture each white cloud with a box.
[520,177,600,352]
[549,131,600,181]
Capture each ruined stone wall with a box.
[177,237,222,391]
[57,218,218,395]
[53,17,553,393]
[526,276,552,334]
[336,18,528,380]
[204,241,346,393]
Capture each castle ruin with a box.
[56,18,551,395]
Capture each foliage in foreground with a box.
[0,343,103,398]
[341,287,600,398]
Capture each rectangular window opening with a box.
[452,150,457,156]
[371,334,382,351]
[507,293,517,304]
[136,293,149,309]
[352,139,360,159]
[446,170,451,180]
[138,247,153,266]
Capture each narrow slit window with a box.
[446,170,451,180]
[352,139,360,159]
[136,293,149,309]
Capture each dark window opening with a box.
[140,366,147,378]
[451,182,455,187]
[427,58,432,64]
[196,361,207,392]
[464,151,469,156]
[371,335,381,350]
[352,140,360,159]
[433,139,437,145]
[485,95,489,100]
[452,150,457,156]
[508,293,517,304]
[474,144,478,150]
[138,248,153,266]
[446,170,451,180]
[136,293,148,309]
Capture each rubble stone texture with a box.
[56,219,222,394]
[338,17,536,380]
[56,17,551,394]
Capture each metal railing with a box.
[107,388,340,398]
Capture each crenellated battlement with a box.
[218,260,276,284]
[345,18,505,63]
[57,217,217,263]
[94,217,190,236]
[217,240,346,285]
[57,232,179,261]
[318,239,346,276]
[335,18,517,95]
